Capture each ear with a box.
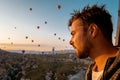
[88,23,98,39]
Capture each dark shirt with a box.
[85,50,120,80]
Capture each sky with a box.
[0,0,119,51]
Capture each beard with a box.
[76,38,92,59]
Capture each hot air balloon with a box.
[11,42,13,45]
[54,33,56,36]
[22,50,25,53]
[57,5,61,10]
[14,27,16,29]
[63,39,65,42]
[37,26,40,29]
[25,36,28,39]
[52,47,55,54]
[58,37,61,40]
[38,44,40,47]
[29,8,32,11]
[31,40,34,42]
[8,37,10,40]
[45,21,47,24]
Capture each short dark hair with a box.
[68,4,113,43]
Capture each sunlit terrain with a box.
[0,49,93,80]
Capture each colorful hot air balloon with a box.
[57,5,61,10]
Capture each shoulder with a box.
[105,49,120,79]
[110,49,120,79]
[110,68,120,80]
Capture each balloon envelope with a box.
[38,44,40,47]
[25,36,28,39]
[45,21,47,24]
[11,42,13,45]
[58,37,61,40]
[57,5,61,10]
[31,40,34,42]
[37,26,40,29]
[22,50,25,53]
[29,8,32,11]
[54,33,56,36]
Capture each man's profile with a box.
[68,4,120,80]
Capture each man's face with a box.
[69,19,91,58]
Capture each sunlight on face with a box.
[70,19,91,58]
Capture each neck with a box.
[92,54,108,72]
[90,45,118,72]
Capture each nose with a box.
[69,40,73,45]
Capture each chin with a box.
[76,50,88,59]
[79,54,88,59]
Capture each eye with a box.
[71,31,75,36]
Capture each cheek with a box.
[77,34,87,49]
[75,35,84,46]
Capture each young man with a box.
[68,4,120,80]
